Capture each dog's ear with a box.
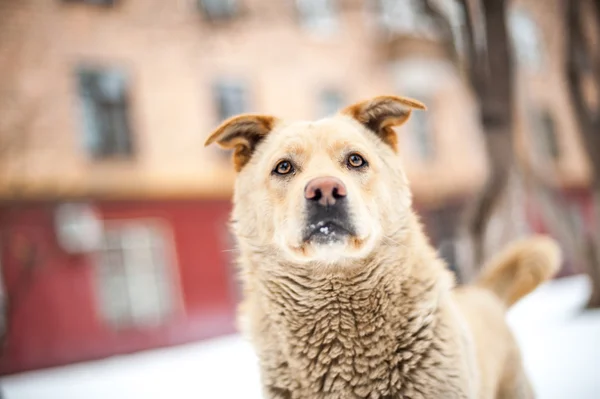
[205,114,279,172]
[340,95,426,151]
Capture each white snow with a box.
[0,334,263,399]
[507,274,600,399]
[2,274,599,399]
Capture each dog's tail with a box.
[476,236,561,308]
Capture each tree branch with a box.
[455,0,486,96]
[422,0,458,65]
[566,0,600,183]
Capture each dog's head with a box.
[205,95,425,267]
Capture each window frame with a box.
[530,108,560,162]
[296,0,338,35]
[213,79,249,123]
[508,7,544,71]
[62,0,116,6]
[318,89,345,118]
[406,94,435,162]
[93,219,183,330]
[76,66,135,160]
[198,0,238,21]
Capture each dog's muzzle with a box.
[302,176,356,243]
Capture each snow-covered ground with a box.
[507,274,600,399]
[2,274,599,399]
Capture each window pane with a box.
[407,96,434,161]
[541,112,559,160]
[378,0,424,33]
[77,68,134,159]
[97,71,127,101]
[127,272,162,327]
[214,80,248,122]
[94,221,176,330]
[79,93,102,156]
[508,8,543,69]
[109,103,133,155]
[121,224,152,249]
[95,248,132,328]
[318,90,344,117]
[150,231,174,319]
[531,109,559,161]
[199,0,237,20]
[64,0,115,5]
[296,0,337,34]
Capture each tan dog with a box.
[205,95,560,399]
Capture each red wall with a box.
[0,200,237,375]
[525,189,594,276]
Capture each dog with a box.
[205,95,561,399]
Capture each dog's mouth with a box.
[287,218,372,262]
[302,220,354,244]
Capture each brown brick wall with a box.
[0,0,488,204]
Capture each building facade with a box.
[509,0,597,275]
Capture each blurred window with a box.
[214,80,248,122]
[508,7,543,70]
[94,221,177,329]
[532,109,560,160]
[377,0,428,34]
[318,89,344,117]
[63,0,115,6]
[198,0,237,20]
[296,0,338,35]
[408,95,434,161]
[376,0,464,46]
[77,68,134,159]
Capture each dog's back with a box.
[453,236,561,398]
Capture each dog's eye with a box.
[347,153,367,169]
[273,160,294,175]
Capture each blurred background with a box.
[0,0,599,398]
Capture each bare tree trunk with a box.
[420,1,473,283]
[457,0,515,267]
[565,0,600,308]
[423,0,459,64]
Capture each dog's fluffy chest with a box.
[259,276,467,398]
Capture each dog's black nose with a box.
[305,177,347,207]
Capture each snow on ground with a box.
[507,274,600,399]
[2,274,599,399]
[0,334,263,399]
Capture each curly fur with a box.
[242,214,477,398]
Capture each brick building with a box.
[509,0,597,273]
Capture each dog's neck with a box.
[252,216,454,396]
[257,213,449,311]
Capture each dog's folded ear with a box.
[340,95,426,151]
[205,114,279,171]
